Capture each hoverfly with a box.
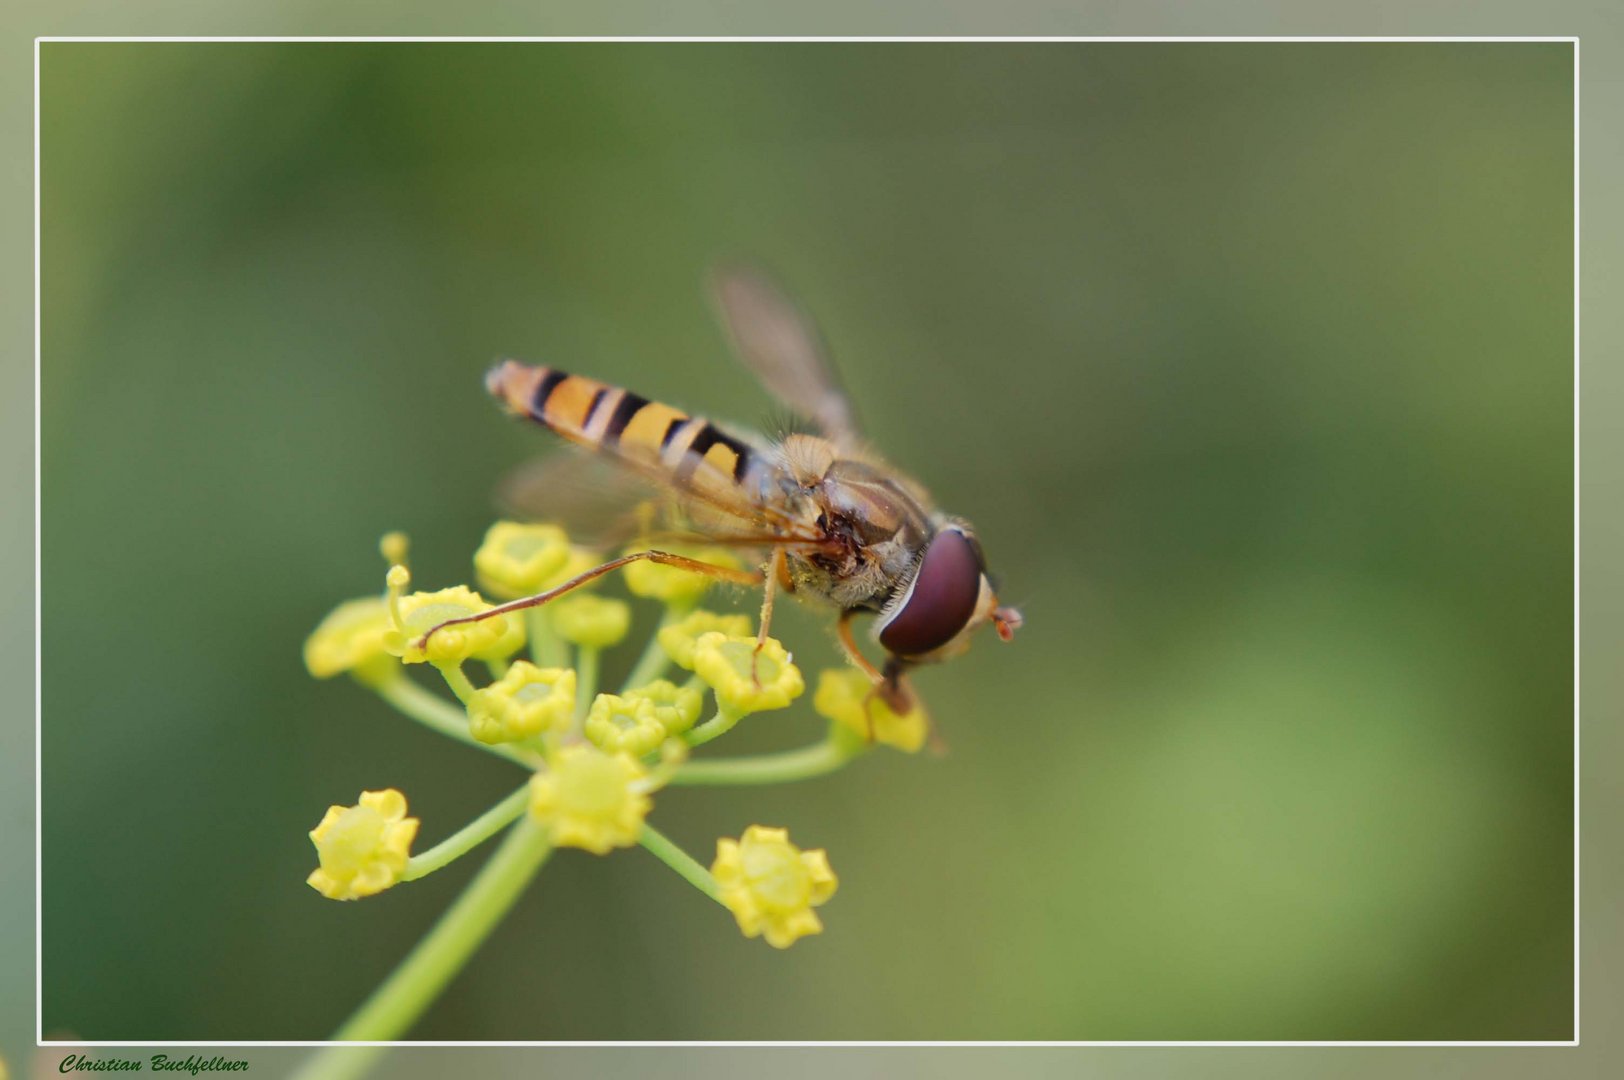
[421,267,1022,713]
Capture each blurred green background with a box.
[40,42,1571,1042]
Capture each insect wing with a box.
[495,450,668,547]
[710,264,863,448]
[498,444,806,543]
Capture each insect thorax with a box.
[785,458,937,613]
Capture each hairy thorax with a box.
[777,441,938,613]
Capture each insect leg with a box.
[835,609,887,685]
[834,619,934,746]
[415,551,762,653]
[748,547,794,687]
[835,611,889,744]
[755,548,787,648]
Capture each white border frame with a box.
[31,31,1585,1045]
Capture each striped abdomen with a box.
[485,359,768,507]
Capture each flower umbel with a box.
[297,519,937,1046]
[528,744,652,854]
[308,789,419,900]
[712,825,838,948]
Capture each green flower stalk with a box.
[296,522,931,1063]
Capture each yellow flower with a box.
[813,668,929,753]
[583,693,665,756]
[467,662,576,744]
[303,596,397,687]
[473,522,575,601]
[381,572,512,666]
[712,825,838,948]
[584,680,704,755]
[307,789,419,900]
[656,609,754,670]
[623,544,744,605]
[692,632,804,714]
[623,679,705,737]
[549,593,631,649]
[528,745,651,854]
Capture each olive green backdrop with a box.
[40,41,1572,1042]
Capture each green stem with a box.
[403,786,530,882]
[683,707,744,749]
[668,738,856,786]
[436,662,478,707]
[639,822,723,904]
[527,608,569,669]
[620,605,690,690]
[329,818,554,1042]
[575,646,600,724]
[373,676,542,769]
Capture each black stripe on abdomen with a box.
[688,422,755,480]
[603,391,651,443]
[529,368,569,419]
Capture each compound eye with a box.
[877,527,984,657]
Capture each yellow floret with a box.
[692,632,804,714]
[473,522,576,601]
[303,596,397,687]
[622,544,745,605]
[812,668,929,753]
[656,609,754,671]
[711,825,838,948]
[381,574,512,666]
[622,679,705,737]
[548,593,632,650]
[466,662,576,744]
[307,789,419,900]
[528,745,651,855]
